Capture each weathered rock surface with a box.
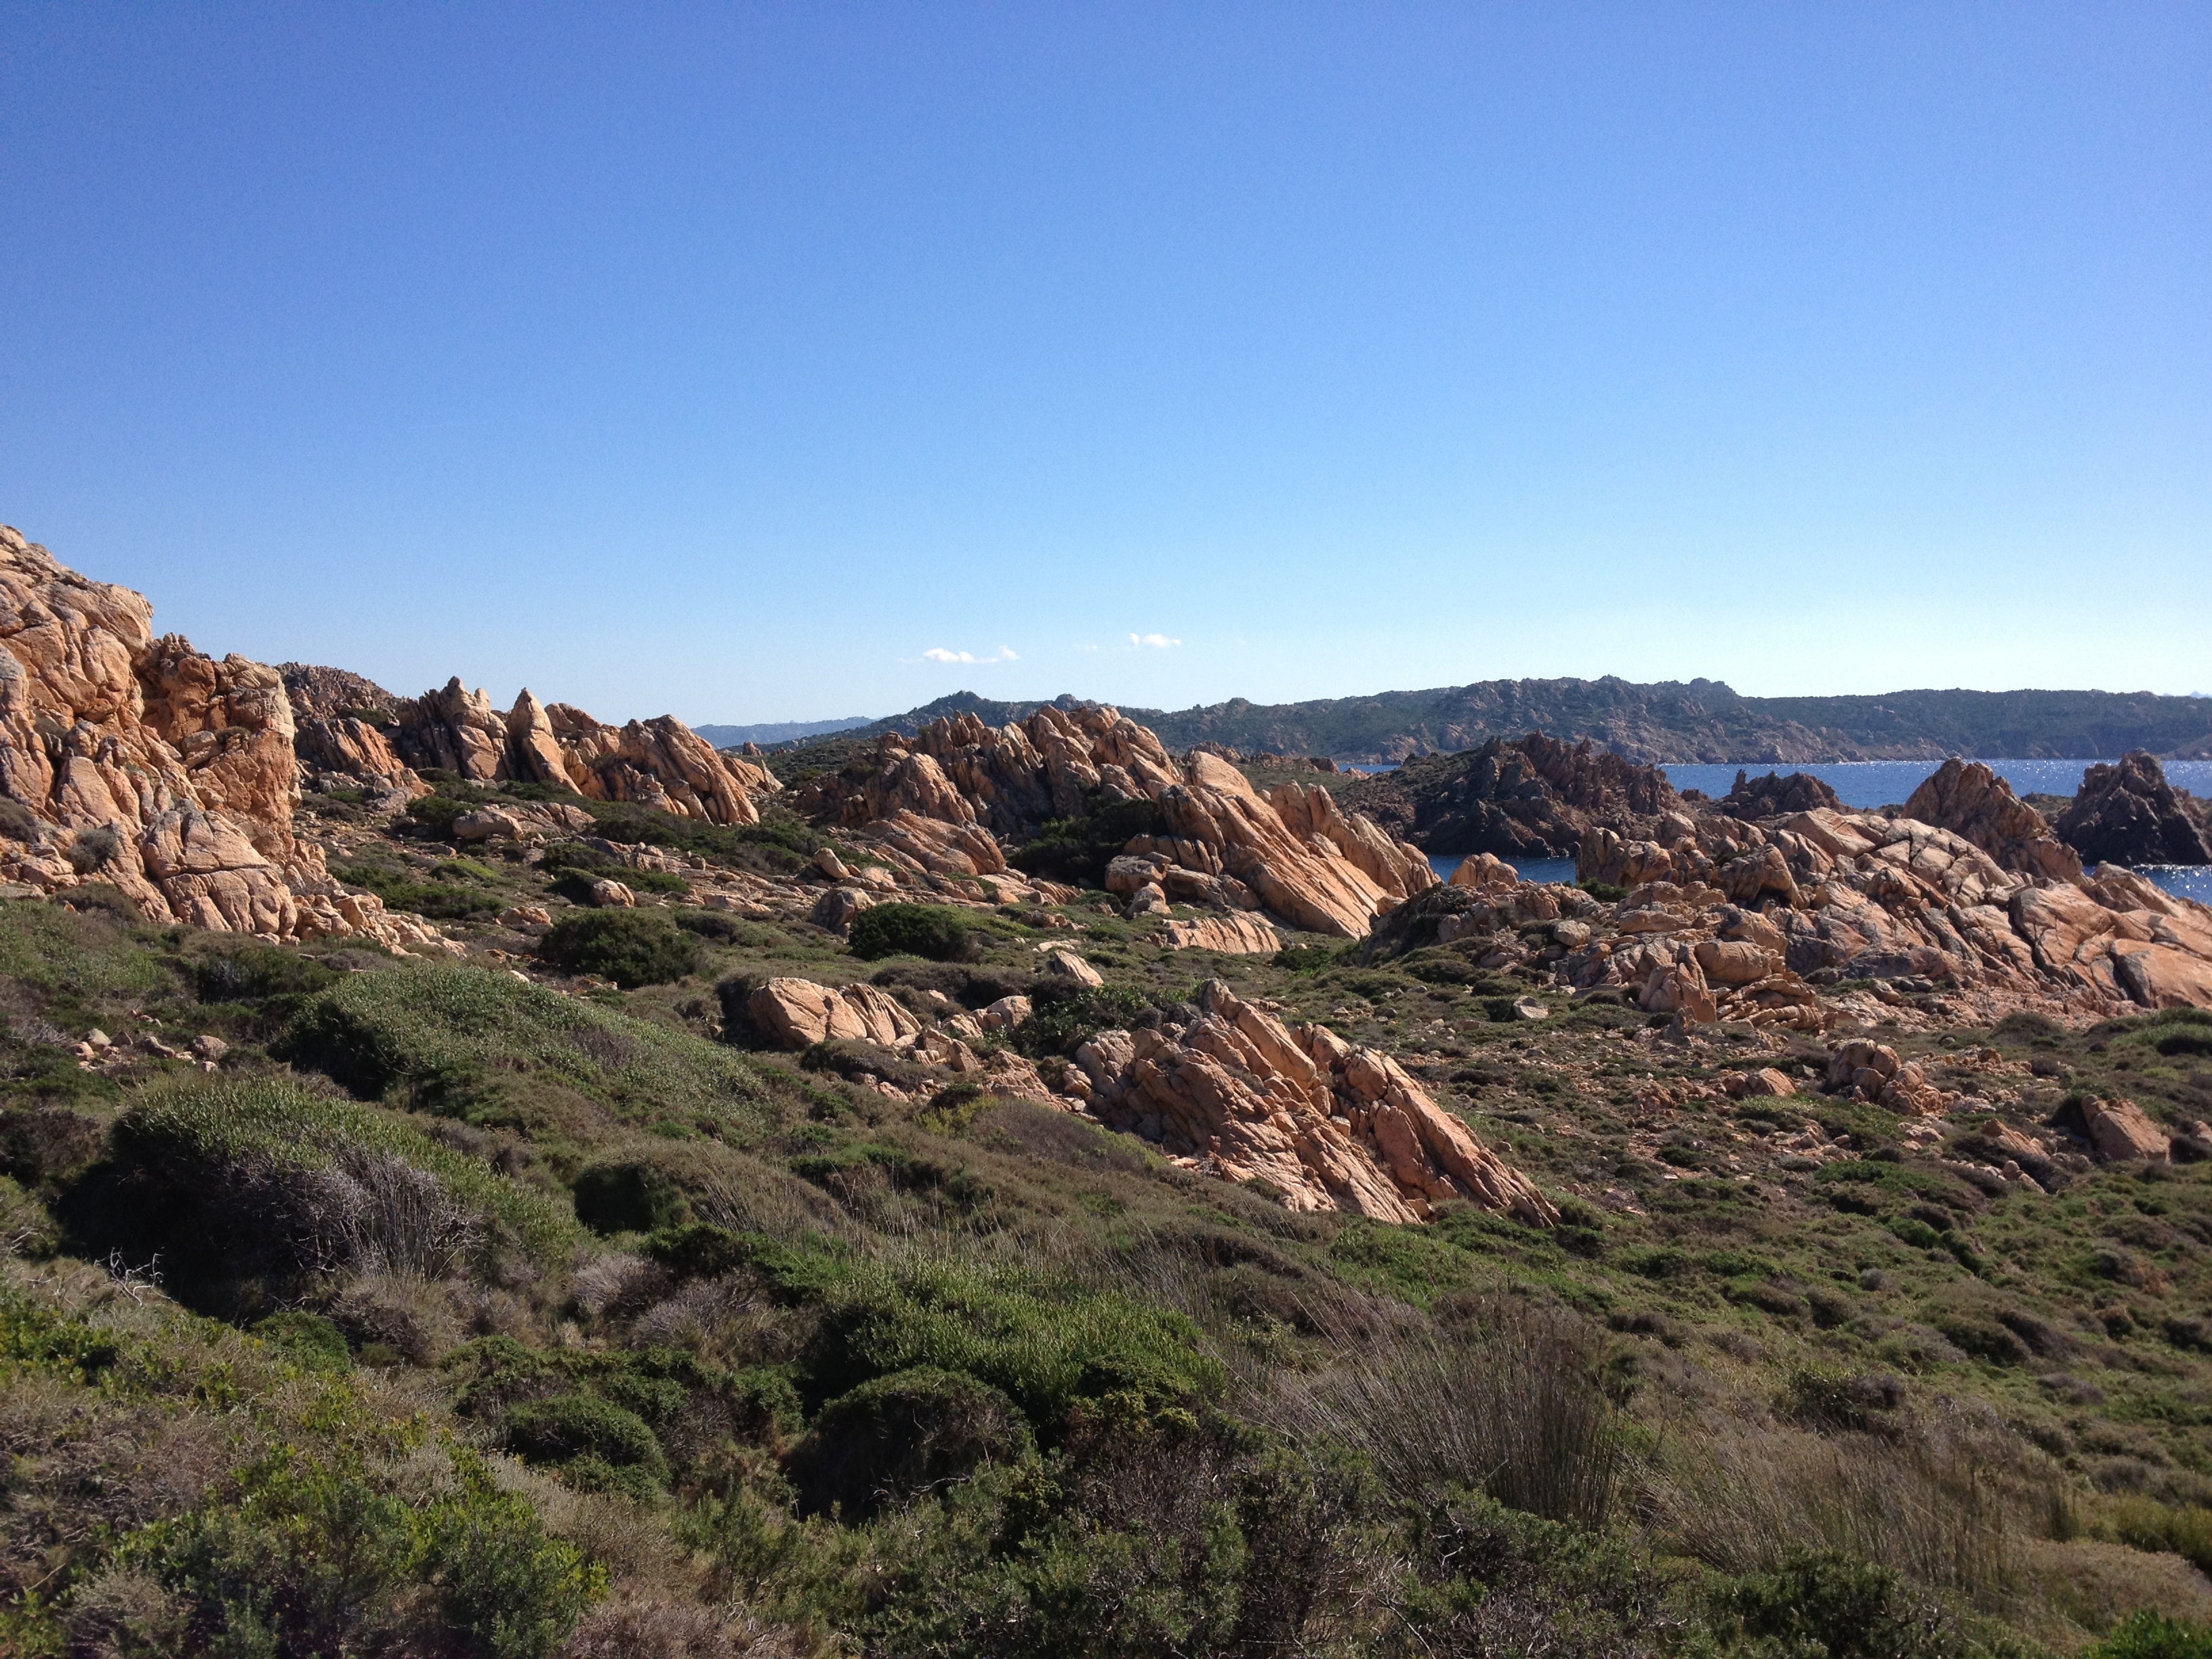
[1160,914,1282,954]
[0,526,435,949]
[1904,759,2083,882]
[1068,980,1555,1225]
[807,706,1430,939]
[1715,769,1841,819]
[2081,1096,2171,1163]
[747,978,926,1049]
[450,801,597,842]
[341,674,781,827]
[1338,733,1682,858]
[1563,794,2212,1021]
[2054,752,2212,867]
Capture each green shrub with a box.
[103,1080,576,1300]
[571,1160,689,1235]
[1713,1550,1950,1659]
[846,903,977,962]
[275,964,776,1128]
[253,1311,353,1370]
[503,1392,671,1492]
[123,1445,602,1659]
[788,1366,1034,1519]
[798,1254,1222,1433]
[192,942,343,1004]
[2088,1612,2212,1659]
[333,859,506,919]
[537,909,701,986]
[548,866,691,905]
[1006,794,1166,884]
[1012,981,1155,1059]
[2110,1497,2212,1575]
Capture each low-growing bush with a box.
[1713,1549,1955,1659]
[93,1079,577,1305]
[572,1160,689,1235]
[1012,980,1157,1059]
[252,1311,353,1370]
[504,1392,671,1494]
[191,942,342,1004]
[787,1366,1035,1519]
[120,1445,603,1658]
[539,910,701,986]
[274,964,779,1128]
[846,903,977,962]
[2089,1611,2212,1659]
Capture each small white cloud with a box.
[918,645,1018,664]
[1076,643,1099,653]
[1128,632,1182,650]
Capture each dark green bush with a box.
[504,1392,671,1493]
[253,1311,352,1370]
[1714,1550,1950,1659]
[123,1446,602,1659]
[537,910,700,986]
[799,1254,1221,1432]
[274,964,775,1127]
[192,943,342,1003]
[787,1366,1034,1519]
[549,866,690,904]
[846,903,977,962]
[571,1160,689,1235]
[1006,794,1166,884]
[95,1080,577,1308]
[1012,981,1156,1059]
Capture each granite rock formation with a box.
[1903,759,2083,882]
[804,708,1433,938]
[1068,979,1557,1225]
[1338,733,1683,858]
[0,527,437,948]
[2053,752,2212,867]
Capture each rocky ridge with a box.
[803,706,1437,937]
[0,527,438,949]
[2053,751,2212,867]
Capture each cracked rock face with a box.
[1071,980,1557,1227]
[2053,752,2212,869]
[0,526,343,938]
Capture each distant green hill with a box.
[769,680,2212,764]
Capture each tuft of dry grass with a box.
[1643,1400,2060,1611]
[1265,1291,1631,1527]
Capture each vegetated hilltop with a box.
[785,681,2212,766]
[693,716,874,748]
[12,521,2212,1656]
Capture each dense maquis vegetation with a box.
[6,779,2212,1654]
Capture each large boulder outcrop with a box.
[364,677,779,826]
[2053,752,2212,867]
[1903,758,2083,881]
[804,707,1430,939]
[1337,733,1682,858]
[1067,980,1555,1225]
[1561,792,2212,1020]
[1715,769,1841,819]
[0,526,431,947]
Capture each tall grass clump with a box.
[1267,1292,1630,1527]
[1645,1401,2055,1610]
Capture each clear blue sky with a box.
[3,3,2206,724]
